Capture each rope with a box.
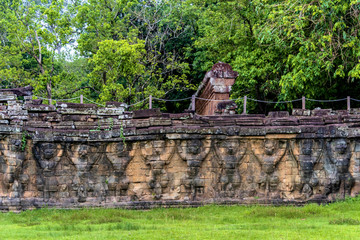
[195,97,243,102]
[30,95,359,107]
[350,98,360,102]
[305,98,347,102]
[33,96,81,101]
[153,97,192,102]
[247,98,303,104]
[83,97,106,107]
[125,97,149,108]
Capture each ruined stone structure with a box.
[2,68,360,211]
[194,62,238,115]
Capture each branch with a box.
[34,30,42,65]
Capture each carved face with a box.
[264,140,275,156]
[301,139,313,155]
[114,142,129,157]
[335,139,347,154]
[33,143,62,171]
[152,140,165,155]
[78,145,89,158]
[218,139,239,156]
[105,142,132,173]
[188,140,202,155]
[41,143,57,160]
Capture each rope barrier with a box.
[305,98,347,103]
[33,95,81,101]
[30,95,360,107]
[125,97,149,108]
[154,97,192,102]
[195,96,244,102]
[247,98,302,104]
[83,97,106,107]
[350,98,360,102]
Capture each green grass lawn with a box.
[1,198,360,240]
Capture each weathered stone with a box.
[268,117,299,126]
[311,109,332,116]
[2,75,360,210]
[56,102,97,109]
[0,86,33,96]
[299,117,324,125]
[133,108,162,119]
[25,104,56,112]
[268,111,290,118]
[292,109,311,116]
[97,108,124,116]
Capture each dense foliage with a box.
[1,0,360,113]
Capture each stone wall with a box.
[2,89,360,210]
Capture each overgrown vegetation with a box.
[1,0,360,113]
[1,197,360,239]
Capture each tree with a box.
[191,0,360,113]
[0,0,75,99]
[88,39,146,103]
[75,0,197,110]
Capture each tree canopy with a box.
[1,0,360,113]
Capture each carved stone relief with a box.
[141,140,175,200]
[0,138,25,198]
[326,139,353,197]
[251,139,287,197]
[67,143,103,202]
[105,142,134,197]
[177,138,211,200]
[33,142,64,200]
[290,139,323,199]
[214,138,246,197]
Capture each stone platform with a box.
[1,88,360,210]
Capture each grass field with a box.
[1,198,360,240]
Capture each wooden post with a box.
[302,96,306,110]
[347,96,351,111]
[80,95,83,104]
[243,96,247,114]
[149,95,152,109]
[192,95,195,112]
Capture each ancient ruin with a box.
[1,63,360,211]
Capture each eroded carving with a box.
[177,138,211,199]
[214,138,246,197]
[326,139,353,197]
[106,142,134,196]
[67,143,103,202]
[290,139,323,198]
[252,139,287,196]
[0,139,25,198]
[141,140,175,199]
[33,142,64,199]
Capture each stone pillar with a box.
[194,62,238,115]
